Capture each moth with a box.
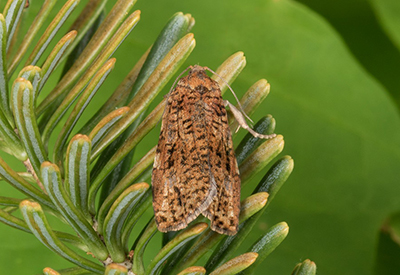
[152,65,275,235]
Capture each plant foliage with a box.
[0,1,315,274]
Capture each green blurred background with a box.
[1,0,400,274]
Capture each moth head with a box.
[190,65,207,73]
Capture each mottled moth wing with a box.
[152,66,240,235]
[152,68,217,232]
[201,101,241,235]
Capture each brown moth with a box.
[152,65,275,235]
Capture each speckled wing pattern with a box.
[152,66,240,235]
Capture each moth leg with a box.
[224,100,276,139]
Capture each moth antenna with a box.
[204,66,253,124]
